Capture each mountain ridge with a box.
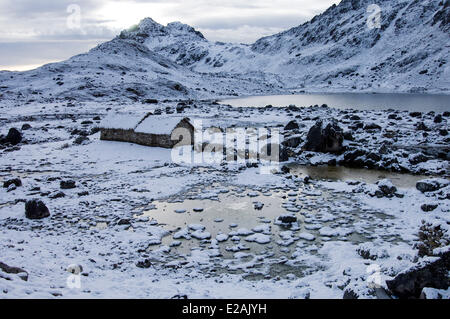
[0,0,448,103]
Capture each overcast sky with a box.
[0,0,341,71]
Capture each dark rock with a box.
[364,123,382,130]
[277,215,297,224]
[386,250,450,299]
[171,294,188,299]
[60,180,76,189]
[49,192,65,199]
[25,199,50,220]
[118,219,131,225]
[21,124,32,130]
[136,259,152,269]
[279,146,289,162]
[409,112,422,118]
[343,289,358,299]
[176,105,185,113]
[433,114,443,123]
[416,179,449,193]
[439,129,448,136]
[409,153,430,165]
[343,131,354,141]
[303,120,344,153]
[3,128,22,145]
[421,204,438,212]
[284,120,299,131]
[143,99,158,104]
[282,135,302,148]
[416,122,429,131]
[281,165,290,174]
[3,178,22,188]
[0,262,28,281]
[377,179,397,197]
[73,136,89,145]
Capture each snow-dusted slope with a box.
[0,0,448,103]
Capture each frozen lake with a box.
[220,93,450,112]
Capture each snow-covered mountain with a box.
[0,0,448,103]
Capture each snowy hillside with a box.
[0,0,448,103]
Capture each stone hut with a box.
[100,113,194,149]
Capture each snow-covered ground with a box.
[0,100,448,299]
[0,0,448,300]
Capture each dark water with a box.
[220,93,450,112]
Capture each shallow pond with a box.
[287,165,433,189]
[136,184,399,266]
[220,93,450,112]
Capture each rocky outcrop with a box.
[303,120,344,153]
[0,262,28,281]
[386,250,450,299]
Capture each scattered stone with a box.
[284,120,299,131]
[73,136,89,145]
[3,178,22,188]
[25,199,50,219]
[416,179,449,193]
[118,219,131,225]
[433,114,443,123]
[21,124,32,130]
[143,99,158,104]
[303,120,344,153]
[421,204,438,212]
[376,179,398,197]
[49,191,65,199]
[60,180,76,189]
[253,202,264,210]
[343,289,358,299]
[364,123,382,130]
[136,259,152,269]
[277,215,297,224]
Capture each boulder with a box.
[2,128,22,145]
[3,178,22,188]
[60,180,76,189]
[376,179,397,197]
[434,114,443,123]
[421,204,438,212]
[25,199,50,219]
[416,179,449,193]
[386,250,450,299]
[282,135,303,148]
[284,120,299,131]
[303,120,344,153]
